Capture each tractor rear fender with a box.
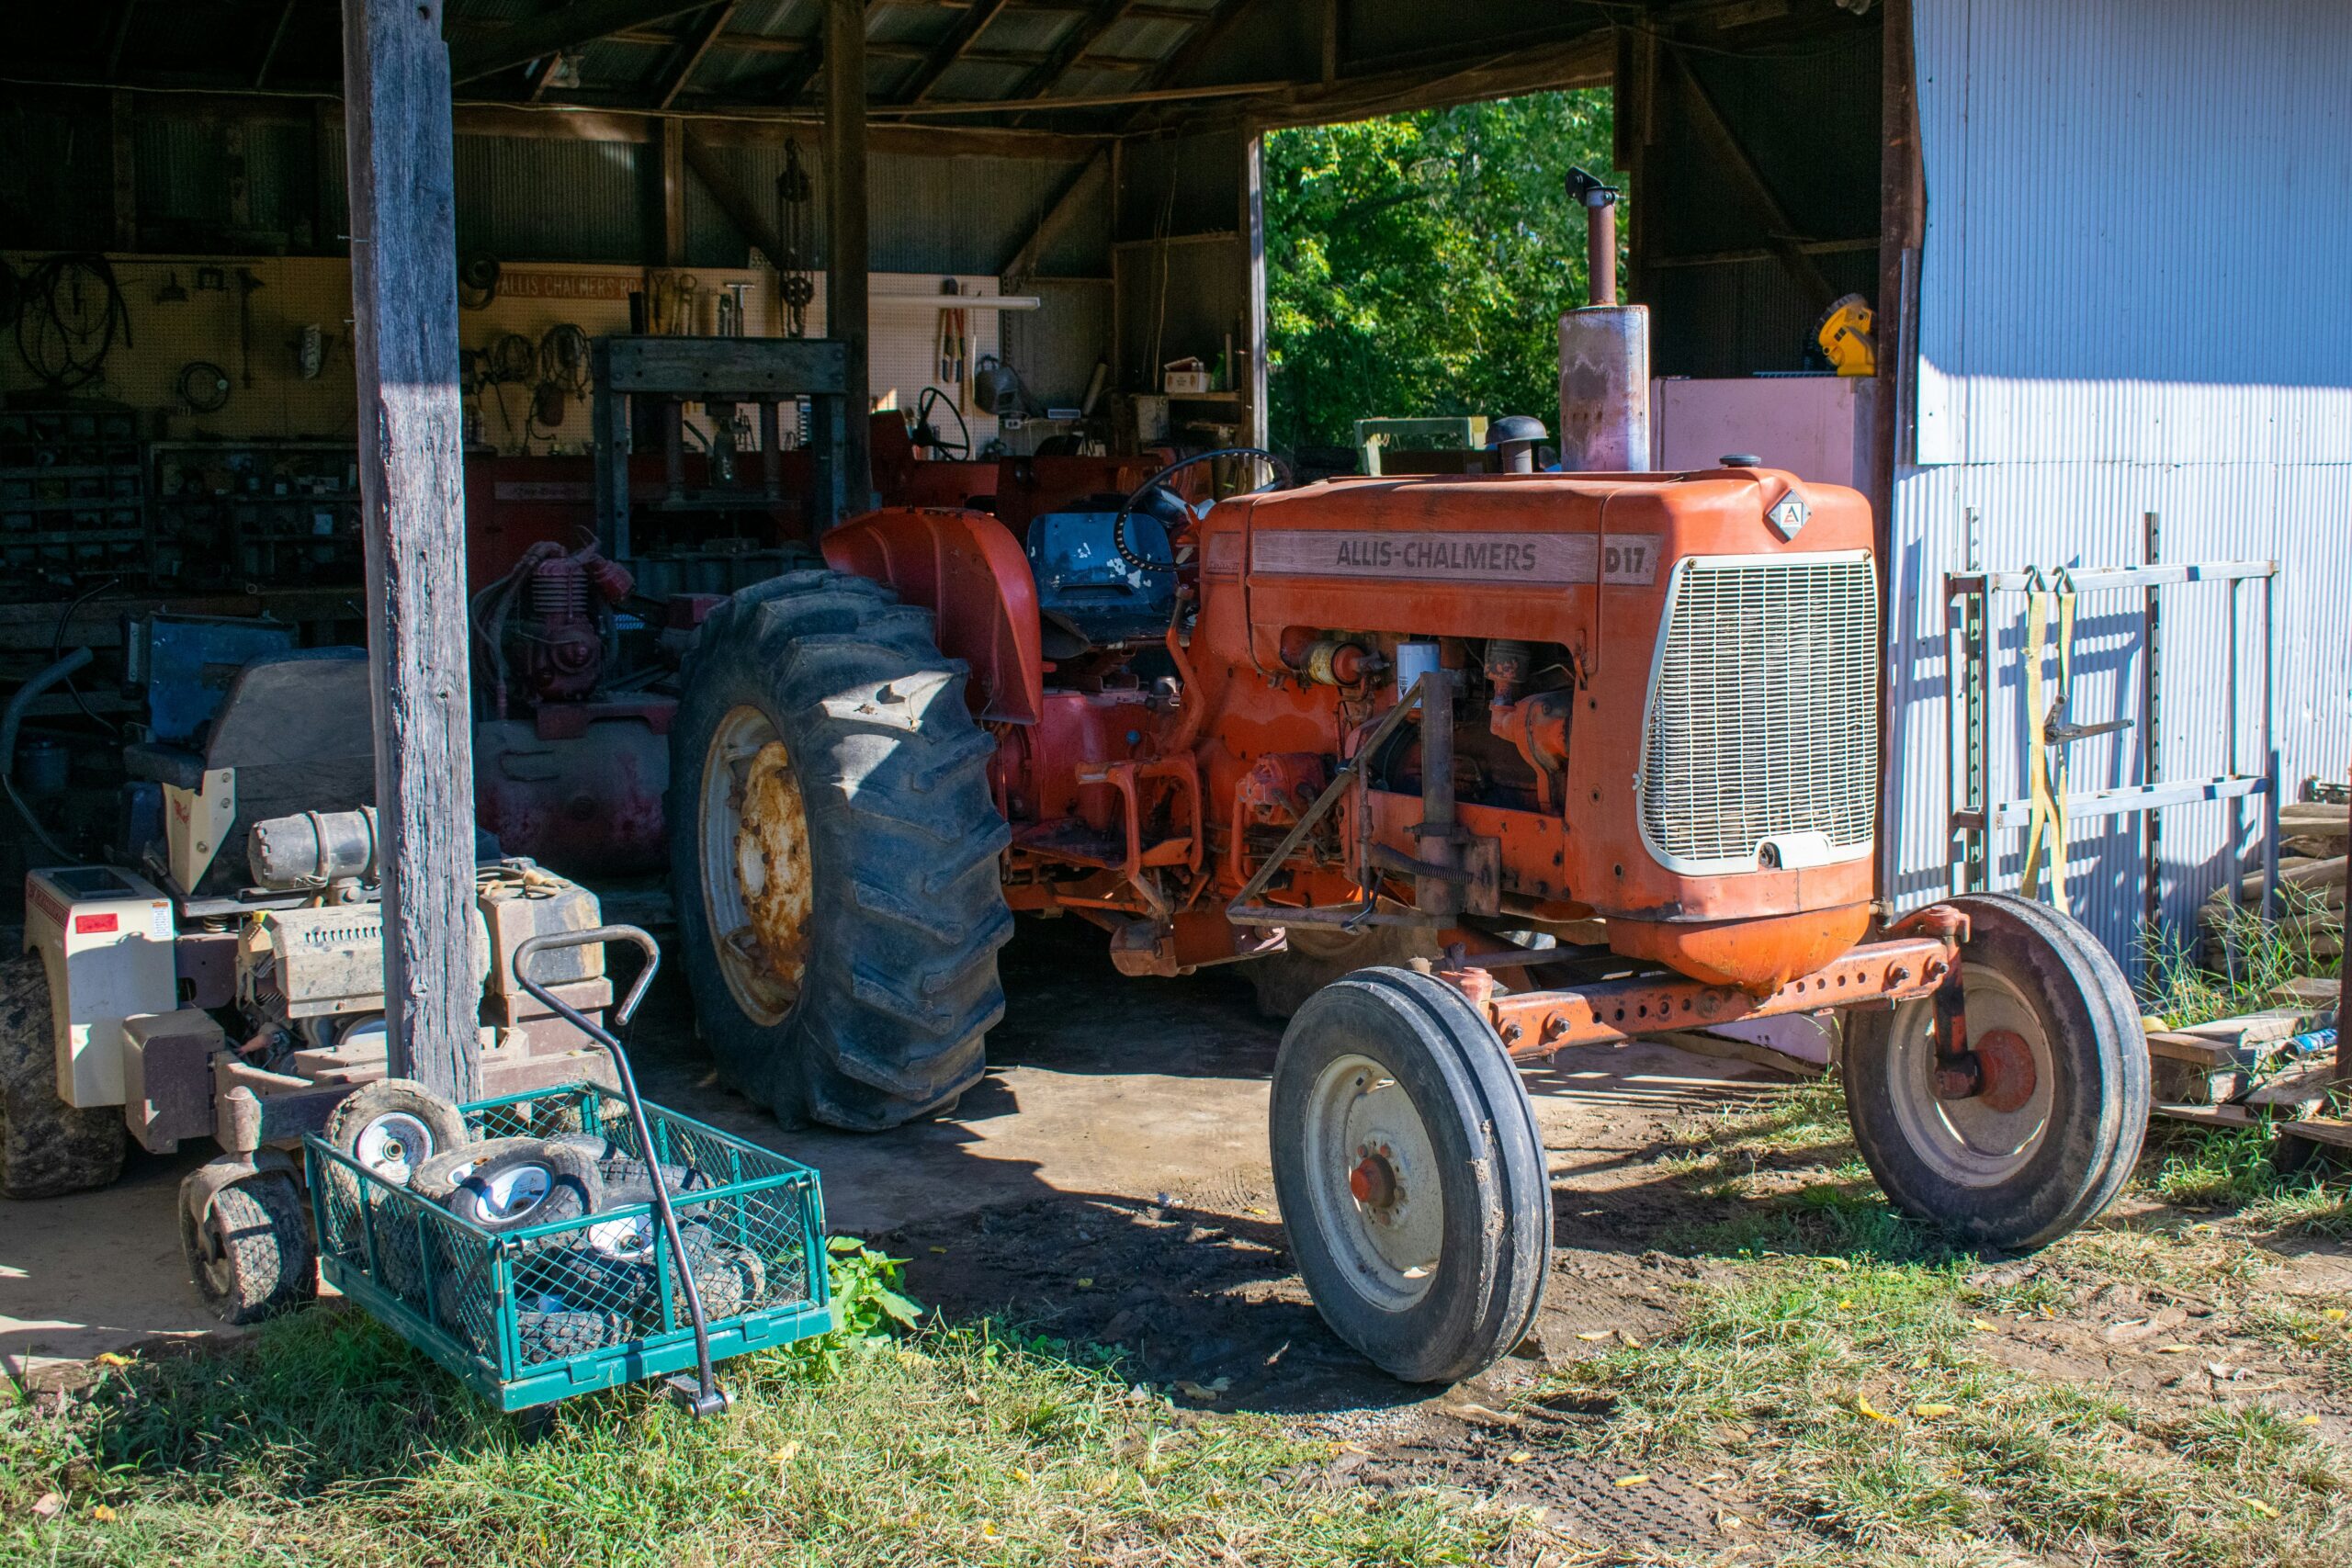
[822,508,1044,726]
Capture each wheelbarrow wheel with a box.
[1844,894,2148,1251]
[1270,966,1551,1383]
[180,1171,317,1325]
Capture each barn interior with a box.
[0,0,1900,910]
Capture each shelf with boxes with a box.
[149,442,365,591]
[0,408,147,593]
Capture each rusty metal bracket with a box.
[1227,671,1442,931]
[1466,932,1952,1055]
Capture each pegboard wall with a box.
[1,253,1009,455]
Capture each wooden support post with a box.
[340,0,482,1101]
[656,118,687,267]
[824,0,871,513]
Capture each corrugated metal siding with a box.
[1889,0,2352,969]
[674,142,1104,276]
[452,135,646,263]
[1912,0,2352,465]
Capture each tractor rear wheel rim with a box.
[1886,968,2055,1188]
[700,705,814,1027]
[1302,1052,1443,1312]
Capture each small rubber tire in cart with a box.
[551,1131,616,1160]
[1269,966,1551,1384]
[180,1171,319,1325]
[0,952,126,1199]
[412,1137,548,1204]
[321,1078,466,1260]
[514,1309,630,1362]
[596,1157,709,1198]
[324,1078,466,1187]
[445,1141,604,1235]
[1843,893,2149,1252]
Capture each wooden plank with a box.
[681,126,791,268]
[1665,42,1838,312]
[998,145,1109,281]
[652,1,741,110]
[599,334,849,396]
[2152,1101,2260,1129]
[2278,1115,2352,1152]
[656,118,686,266]
[449,0,716,85]
[340,0,483,1102]
[2245,1059,2345,1117]
[896,0,1014,103]
[254,0,300,90]
[825,0,872,512]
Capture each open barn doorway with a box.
[1259,89,1617,475]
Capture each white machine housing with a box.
[23,867,179,1109]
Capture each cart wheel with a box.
[412,1137,544,1203]
[1269,966,1551,1383]
[325,1079,465,1186]
[180,1171,318,1325]
[1844,894,2148,1251]
[446,1141,604,1235]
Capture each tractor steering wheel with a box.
[1112,446,1295,572]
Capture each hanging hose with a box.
[2,649,93,863]
[15,254,132,392]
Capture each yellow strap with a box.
[2018,584,2075,914]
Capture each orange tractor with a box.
[670,431,2148,1384]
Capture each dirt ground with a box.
[7,914,2349,1561]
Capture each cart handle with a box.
[511,925,730,1420]
[514,923,661,1035]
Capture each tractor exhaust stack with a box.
[1558,167,1649,472]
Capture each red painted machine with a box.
[668,433,2149,1382]
[669,231,2146,1379]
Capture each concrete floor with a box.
[1,918,1781,1387]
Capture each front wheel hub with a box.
[1968,1028,2040,1114]
[1349,1149,1398,1211]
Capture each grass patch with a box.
[1544,1257,2352,1565]
[4,1285,1501,1567]
[2137,888,2338,1031]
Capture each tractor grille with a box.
[1640,554,1879,868]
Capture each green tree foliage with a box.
[1264,92,1617,452]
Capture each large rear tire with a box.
[1270,966,1551,1383]
[671,570,1013,1130]
[1844,894,2147,1251]
[0,953,126,1200]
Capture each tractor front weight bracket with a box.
[1442,908,1973,1058]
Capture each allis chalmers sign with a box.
[1250,530,1662,586]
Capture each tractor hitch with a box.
[1443,904,1975,1058]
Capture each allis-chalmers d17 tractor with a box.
[670,439,2149,1383]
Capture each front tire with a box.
[1844,894,2147,1250]
[1270,967,1551,1382]
[671,570,1013,1129]
[0,952,125,1200]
